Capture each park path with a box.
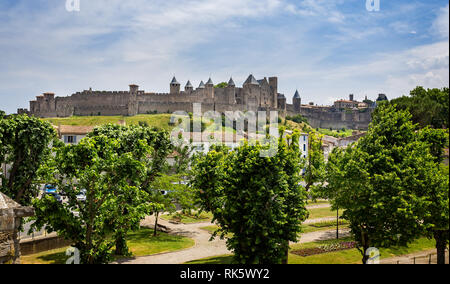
[115,215,349,264]
[305,204,331,210]
[303,217,336,224]
[381,249,449,264]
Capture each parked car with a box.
[44,192,62,203]
[44,184,58,194]
[76,189,87,202]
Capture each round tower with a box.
[293,90,301,112]
[205,77,214,99]
[185,80,193,92]
[170,76,181,94]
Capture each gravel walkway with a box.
[115,215,350,264]
[303,217,337,224]
[305,204,331,210]
[381,249,449,264]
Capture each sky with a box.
[0,0,448,114]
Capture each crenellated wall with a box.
[22,75,374,130]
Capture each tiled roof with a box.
[57,125,95,135]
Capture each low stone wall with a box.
[20,235,72,256]
[0,231,14,264]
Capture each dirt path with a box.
[306,204,331,210]
[115,216,229,264]
[303,217,337,224]
[115,216,350,264]
[294,228,350,244]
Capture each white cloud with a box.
[285,0,346,23]
[431,3,449,39]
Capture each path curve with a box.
[115,215,350,264]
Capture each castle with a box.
[19,74,379,130]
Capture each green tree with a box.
[32,134,153,263]
[416,127,449,264]
[191,133,309,264]
[0,114,57,205]
[325,104,439,263]
[214,82,228,88]
[390,86,449,128]
[86,124,172,255]
[303,131,326,194]
[148,174,177,236]
[0,114,57,263]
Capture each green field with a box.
[316,128,355,138]
[20,228,194,264]
[43,114,176,131]
[161,211,213,224]
[186,237,437,264]
[307,207,341,219]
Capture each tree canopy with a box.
[325,104,446,263]
[0,114,57,205]
[389,86,449,129]
[191,132,309,264]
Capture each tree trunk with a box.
[114,232,128,256]
[336,207,339,239]
[281,240,289,264]
[154,211,159,237]
[434,230,447,265]
[361,231,369,264]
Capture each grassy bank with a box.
[43,114,175,131]
[160,211,213,224]
[20,228,194,264]
[186,237,436,264]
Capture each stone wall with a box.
[0,231,14,264]
[22,75,373,129]
[20,235,72,256]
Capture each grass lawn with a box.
[43,114,176,131]
[301,221,348,234]
[306,200,330,206]
[185,237,436,264]
[20,228,194,264]
[307,207,341,219]
[289,237,436,264]
[201,222,346,237]
[316,128,355,138]
[161,211,213,224]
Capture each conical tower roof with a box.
[198,81,205,89]
[185,80,193,88]
[228,77,235,86]
[206,78,214,85]
[293,90,300,99]
[244,74,259,85]
[171,76,180,85]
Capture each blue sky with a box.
[0,0,448,114]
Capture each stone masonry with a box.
[20,74,376,130]
[0,192,34,264]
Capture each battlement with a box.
[21,74,375,129]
